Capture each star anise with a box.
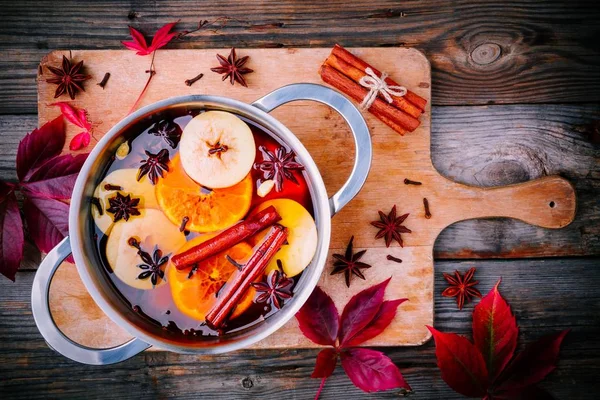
[210,48,254,87]
[331,236,372,287]
[252,261,294,309]
[128,238,168,287]
[371,205,411,247]
[254,146,304,192]
[148,120,182,148]
[106,192,141,222]
[138,149,169,185]
[46,55,92,100]
[441,267,482,310]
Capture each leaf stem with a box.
[314,378,327,400]
[128,50,157,114]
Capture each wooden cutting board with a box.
[37,48,576,350]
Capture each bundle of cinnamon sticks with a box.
[320,44,427,135]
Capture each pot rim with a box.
[69,95,332,354]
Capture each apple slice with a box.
[92,168,158,234]
[249,199,317,277]
[179,111,256,189]
[106,209,186,290]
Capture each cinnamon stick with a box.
[205,224,288,330]
[324,54,422,119]
[331,44,427,112]
[320,64,419,134]
[172,206,281,270]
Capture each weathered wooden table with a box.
[1,1,599,398]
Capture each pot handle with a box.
[252,83,372,216]
[31,237,151,365]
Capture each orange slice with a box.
[168,234,256,321]
[156,154,253,233]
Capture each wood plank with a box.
[1,0,599,113]
[2,103,597,266]
[1,257,598,398]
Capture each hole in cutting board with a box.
[549,201,556,208]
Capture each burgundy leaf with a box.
[473,280,518,381]
[344,298,408,347]
[22,154,87,200]
[311,348,338,378]
[296,286,339,346]
[69,131,91,151]
[17,117,65,182]
[0,182,24,281]
[340,348,411,393]
[496,330,569,392]
[339,278,390,346]
[23,191,70,257]
[427,326,489,397]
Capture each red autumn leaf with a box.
[51,102,92,131]
[427,326,489,397]
[69,131,91,151]
[472,280,518,381]
[344,298,408,347]
[17,116,65,182]
[22,154,88,200]
[495,329,569,393]
[296,286,339,346]
[22,191,70,258]
[0,182,24,281]
[122,22,178,56]
[311,348,338,378]
[338,278,390,346]
[340,348,411,393]
[51,102,93,151]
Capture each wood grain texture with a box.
[1,0,599,113]
[2,257,599,399]
[2,102,598,266]
[34,48,578,349]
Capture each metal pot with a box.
[31,83,371,365]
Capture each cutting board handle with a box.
[452,175,576,229]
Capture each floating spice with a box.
[403,178,422,185]
[179,216,190,232]
[252,261,294,310]
[91,196,103,215]
[423,198,432,219]
[371,205,411,247]
[46,55,92,100]
[106,192,140,222]
[210,48,254,87]
[185,72,204,86]
[128,238,169,287]
[104,183,123,191]
[441,267,482,310]
[137,149,170,185]
[148,120,182,148]
[254,146,304,192]
[97,72,110,89]
[331,236,372,288]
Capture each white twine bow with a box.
[358,67,407,110]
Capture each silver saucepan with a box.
[31,83,371,365]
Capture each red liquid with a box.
[93,109,314,339]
